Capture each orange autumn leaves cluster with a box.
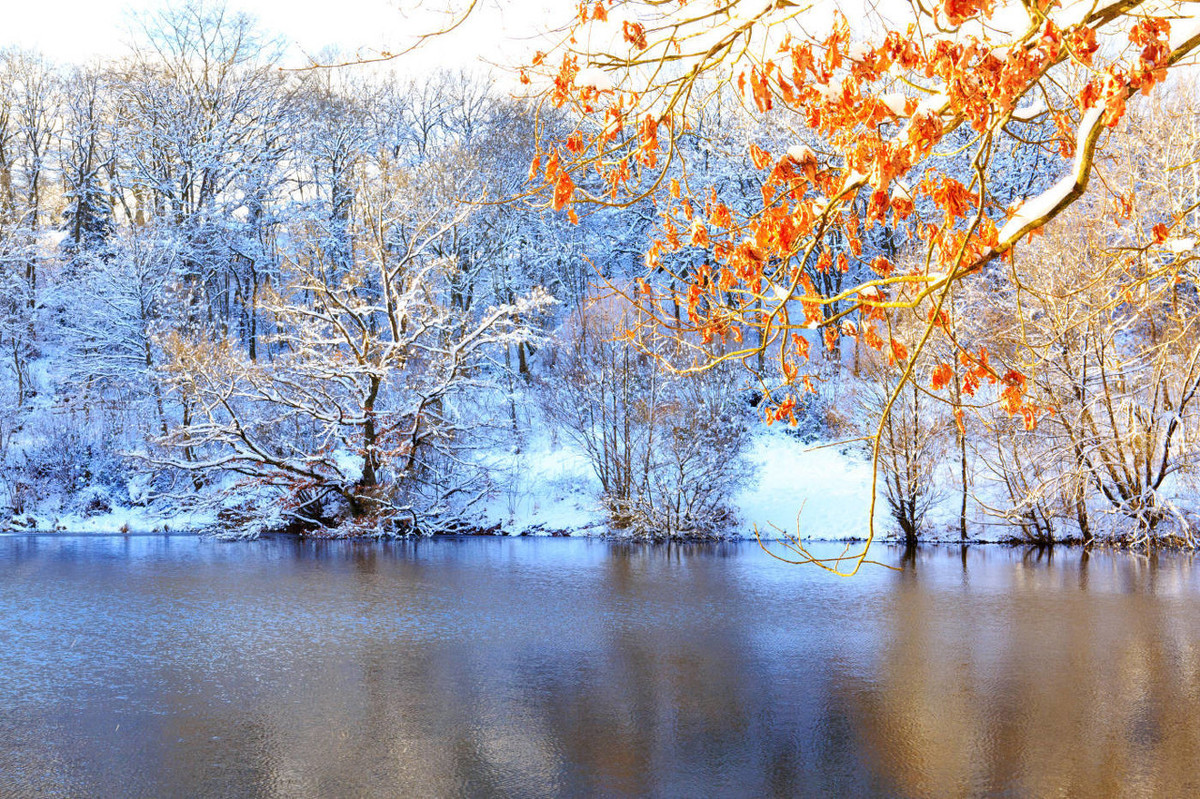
[528,0,1187,436]
[927,348,1047,432]
[529,150,577,217]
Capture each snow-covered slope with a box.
[475,428,891,539]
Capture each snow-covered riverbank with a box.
[3,429,886,539]
[474,429,893,540]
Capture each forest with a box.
[1,0,1198,556]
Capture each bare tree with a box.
[158,164,552,533]
[538,292,749,538]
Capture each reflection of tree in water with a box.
[7,539,1200,797]
[541,544,753,794]
[238,540,880,797]
[494,543,886,797]
[836,548,1200,798]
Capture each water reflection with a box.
[0,536,1198,797]
[845,545,1200,798]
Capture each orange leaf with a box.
[871,256,894,276]
[749,143,772,170]
[931,362,953,391]
[792,333,810,360]
[552,171,575,211]
[622,20,647,50]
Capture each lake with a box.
[1,535,1198,797]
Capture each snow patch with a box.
[842,168,867,191]
[985,2,1032,38]
[332,449,365,483]
[734,433,886,539]
[575,67,612,91]
[1011,99,1047,121]
[4,506,217,535]
[473,424,895,540]
[787,144,816,163]
[913,92,949,117]
[475,433,607,535]
[878,92,909,117]
[847,41,872,61]
[812,82,840,102]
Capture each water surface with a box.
[1,535,1198,797]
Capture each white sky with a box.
[0,0,562,71]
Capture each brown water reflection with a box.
[846,547,1200,798]
[0,536,1198,797]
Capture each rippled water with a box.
[1,535,1198,797]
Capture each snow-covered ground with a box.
[732,434,886,540]
[12,390,1182,543]
[475,428,895,540]
[474,431,609,535]
[3,506,216,535]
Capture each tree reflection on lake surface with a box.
[1,536,1198,797]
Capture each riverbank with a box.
[5,427,1198,549]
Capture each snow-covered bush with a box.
[537,294,750,539]
[5,417,135,514]
[856,374,950,545]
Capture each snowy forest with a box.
[2,1,1200,550]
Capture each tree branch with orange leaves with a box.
[524,0,1200,571]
